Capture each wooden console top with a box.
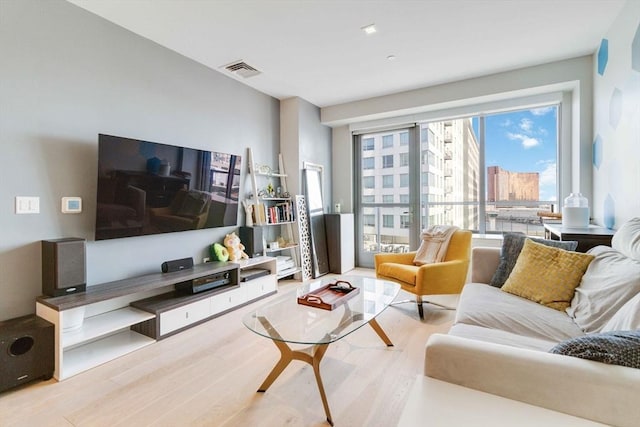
[37,261,239,311]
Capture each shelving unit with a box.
[36,258,277,381]
[247,148,301,279]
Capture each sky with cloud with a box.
[473,106,558,202]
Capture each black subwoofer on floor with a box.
[0,315,54,393]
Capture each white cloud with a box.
[500,119,512,127]
[507,132,540,149]
[539,161,556,186]
[531,106,554,116]
[519,118,534,132]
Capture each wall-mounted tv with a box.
[95,134,241,241]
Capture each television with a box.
[95,134,241,241]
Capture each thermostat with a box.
[62,197,82,213]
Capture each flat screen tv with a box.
[95,134,241,241]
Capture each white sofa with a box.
[423,220,640,427]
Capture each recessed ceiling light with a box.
[361,24,377,35]
[387,55,396,61]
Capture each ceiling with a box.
[67,0,626,108]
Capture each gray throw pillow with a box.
[489,232,578,287]
[549,330,640,369]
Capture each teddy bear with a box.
[224,231,249,261]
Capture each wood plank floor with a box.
[0,269,457,427]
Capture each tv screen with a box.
[95,134,241,241]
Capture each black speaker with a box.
[161,257,194,273]
[42,238,86,297]
[0,315,54,392]
[239,226,264,258]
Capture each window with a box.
[363,138,374,151]
[382,195,394,203]
[400,132,409,146]
[399,152,409,167]
[363,214,375,226]
[420,128,429,143]
[362,195,375,203]
[382,155,394,168]
[383,215,394,228]
[400,173,409,188]
[363,176,375,189]
[400,194,409,203]
[400,215,410,228]
[382,175,394,188]
[363,157,374,169]
[382,135,394,148]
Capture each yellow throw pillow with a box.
[502,239,595,311]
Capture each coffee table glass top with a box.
[242,276,400,345]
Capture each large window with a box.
[363,157,374,169]
[355,103,559,268]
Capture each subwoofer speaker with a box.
[239,226,264,258]
[0,315,54,392]
[42,238,86,297]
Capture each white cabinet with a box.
[159,298,211,336]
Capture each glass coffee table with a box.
[242,276,400,426]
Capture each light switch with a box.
[15,196,40,214]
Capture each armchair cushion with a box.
[377,262,418,286]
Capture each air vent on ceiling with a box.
[222,60,261,79]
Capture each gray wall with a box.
[0,0,279,321]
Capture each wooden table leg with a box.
[368,318,394,347]
[256,317,334,425]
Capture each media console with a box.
[36,257,277,380]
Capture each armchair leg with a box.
[391,296,455,320]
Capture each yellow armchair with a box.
[374,229,472,319]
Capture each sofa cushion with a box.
[549,330,640,369]
[449,323,558,351]
[611,217,640,262]
[566,246,640,333]
[456,283,584,342]
[602,292,640,332]
[501,239,594,311]
[489,233,578,288]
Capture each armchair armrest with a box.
[414,259,469,295]
[424,334,640,427]
[471,247,501,283]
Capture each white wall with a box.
[0,0,280,321]
[592,0,640,228]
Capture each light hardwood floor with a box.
[0,269,457,427]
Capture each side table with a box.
[543,223,615,253]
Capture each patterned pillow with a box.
[549,330,640,369]
[489,233,579,288]
[501,239,594,311]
